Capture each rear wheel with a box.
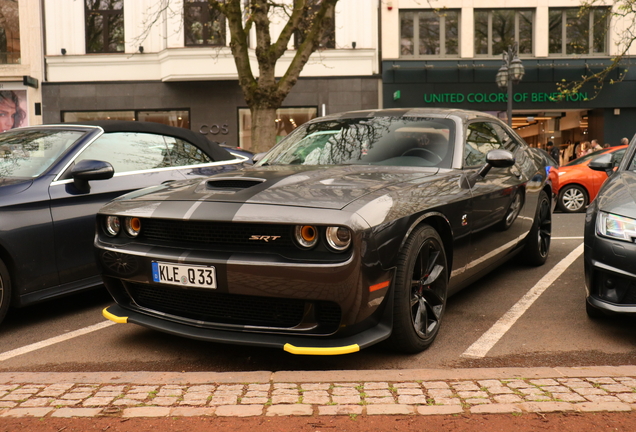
[557,185,588,213]
[0,258,10,325]
[387,224,448,353]
[520,190,551,266]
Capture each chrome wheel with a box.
[505,192,523,225]
[559,185,587,213]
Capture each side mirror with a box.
[478,149,515,178]
[588,153,614,176]
[71,159,114,192]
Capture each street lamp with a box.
[496,42,525,127]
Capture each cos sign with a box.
[199,123,229,135]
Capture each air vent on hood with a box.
[206,179,264,190]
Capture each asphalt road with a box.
[1,212,634,373]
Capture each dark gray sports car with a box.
[584,136,636,318]
[97,108,554,354]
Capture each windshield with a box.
[0,129,84,178]
[258,116,456,168]
[564,149,607,166]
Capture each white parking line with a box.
[552,236,584,239]
[461,243,584,359]
[0,320,116,362]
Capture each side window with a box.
[490,123,522,153]
[464,122,503,167]
[163,137,212,166]
[74,132,172,174]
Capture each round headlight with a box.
[105,216,121,237]
[124,217,141,237]
[295,225,318,248]
[325,226,352,251]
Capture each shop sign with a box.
[423,92,589,104]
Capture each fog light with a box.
[105,216,121,237]
[295,225,318,248]
[326,226,352,251]
[124,217,141,237]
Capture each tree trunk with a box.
[250,106,278,153]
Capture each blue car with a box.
[0,121,250,325]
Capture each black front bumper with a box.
[103,303,393,355]
[585,235,636,314]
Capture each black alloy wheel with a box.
[388,224,448,353]
[557,184,588,213]
[0,258,10,325]
[521,190,551,266]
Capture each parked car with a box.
[556,145,627,213]
[584,136,636,318]
[0,121,251,325]
[97,109,554,354]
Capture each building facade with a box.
[0,0,44,131]
[42,0,380,150]
[381,0,636,150]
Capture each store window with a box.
[475,9,533,56]
[400,10,459,57]
[0,0,20,64]
[62,110,190,129]
[184,0,226,46]
[238,107,317,151]
[294,1,335,49]
[549,8,610,55]
[85,0,124,53]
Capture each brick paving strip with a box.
[2,366,636,418]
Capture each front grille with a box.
[126,282,341,333]
[141,220,295,248]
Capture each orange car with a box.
[556,145,628,213]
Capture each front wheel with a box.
[387,224,448,353]
[0,258,11,325]
[520,190,551,266]
[557,185,588,213]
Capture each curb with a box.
[1,366,636,418]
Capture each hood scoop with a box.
[206,178,264,190]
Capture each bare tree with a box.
[556,1,636,99]
[141,0,338,153]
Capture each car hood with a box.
[0,177,33,195]
[595,171,636,217]
[123,165,440,210]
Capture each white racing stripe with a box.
[0,320,116,362]
[461,243,584,359]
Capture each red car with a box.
[556,145,628,213]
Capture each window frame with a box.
[399,9,460,58]
[474,8,534,57]
[548,7,610,56]
[84,0,125,54]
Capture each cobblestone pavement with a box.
[2,366,636,418]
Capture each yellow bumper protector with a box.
[283,343,360,356]
[103,307,128,324]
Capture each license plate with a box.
[151,261,217,289]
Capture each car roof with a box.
[34,120,234,162]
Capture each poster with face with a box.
[0,90,27,132]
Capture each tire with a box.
[585,300,605,319]
[557,185,588,213]
[520,190,551,266]
[387,224,448,353]
[0,258,10,326]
